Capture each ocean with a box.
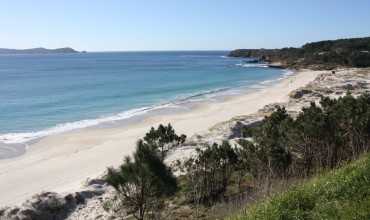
[0,51,289,144]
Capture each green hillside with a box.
[228,153,370,220]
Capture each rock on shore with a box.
[0,179,107,220]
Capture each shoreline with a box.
[0,68,293,158]
[0,69,321,206]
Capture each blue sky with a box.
[1,0,369,51]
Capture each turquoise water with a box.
[0,51,287,144]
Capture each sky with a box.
[1,0,370,51]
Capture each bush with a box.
[182,141,238,205]
[105,123,185,220]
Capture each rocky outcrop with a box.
[0,192,77,220]
[0,180,106,220]
[289,89,313,99]
[65,180,116,220]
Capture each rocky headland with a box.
[228,37,370,70]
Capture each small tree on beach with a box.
[106,140,177,220]
[144,123,186,160]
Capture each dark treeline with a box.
[105,93,370,219]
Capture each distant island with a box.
[229,37,370,70]
[0,47,81,54]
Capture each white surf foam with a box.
[0,86,242,145]
[0,104,174,144]
[235,63,269,68]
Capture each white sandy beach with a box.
[0,70,321,206]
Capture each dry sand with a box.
[0,70,321,206]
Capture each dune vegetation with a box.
[104,92,370,219]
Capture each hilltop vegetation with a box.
[229,37,370,69]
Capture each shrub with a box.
[105,123,185,220]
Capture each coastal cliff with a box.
[229,37,370,70]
